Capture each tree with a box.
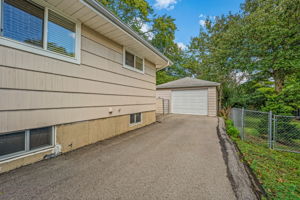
[151,15,191,84]
[187,0,300,114]
[98,0,153,34]
[241,0,300,93]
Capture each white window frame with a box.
[0,0,81,64]
[123,47,145,74]
[129,113,143,126]
[0,126,55,162]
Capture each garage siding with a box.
[156,89,171,101]
[208,87,218,117]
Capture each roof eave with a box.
[82,0,173,68]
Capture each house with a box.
[0,0,172,173]
[156,77,220,116]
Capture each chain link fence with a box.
[231,108,300,153]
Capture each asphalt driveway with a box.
[0,115,236,200]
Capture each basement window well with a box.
[0,126,54,161]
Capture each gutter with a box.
[81,0,173,67]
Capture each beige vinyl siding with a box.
[208,87,218,116]
[156,89,171,114]
[156,89,171,101]
[144,60,156,77]
[0,25,157,134]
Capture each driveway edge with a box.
[217,117,262,200]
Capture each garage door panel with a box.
[171,90,208,115]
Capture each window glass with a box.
[3,0,44,47]
[0,131,25,156]
[125,51,135,68]
[130,114,135,124]
[30,127,52,150]
[47,10,75,57]
[135,56,143,71]
[130,113,142,124]
[136,113,141,123]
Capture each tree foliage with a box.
[187,0,300,115]
[98,0,153,33]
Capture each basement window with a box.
[124,49,144,73]
[130,113,142,125]
[0,126,54,161]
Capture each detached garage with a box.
[156,77,220,116]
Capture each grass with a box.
[226,120,300,200]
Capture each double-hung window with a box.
[0,126,54,161]
[0,0,80,63]
[124,50,144,73]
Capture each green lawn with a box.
[226,120,300,200]
[233,138,300,200]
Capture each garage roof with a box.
[157,77,220,89]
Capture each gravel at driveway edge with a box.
[217,117,263,200]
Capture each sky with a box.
[146,0,244,49]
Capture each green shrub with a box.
[225,119,240,138]
[225,119,234,127]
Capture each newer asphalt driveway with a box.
[0,115,236,200]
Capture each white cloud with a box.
[69,32,76,39]
[154,0,177,10]
[198,14,215,27]
[141,23,150,33]
[177,42,187,50]
[199,19,206,27]
[141,23,154,40]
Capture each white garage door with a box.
[171,89,208,115]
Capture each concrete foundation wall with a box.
[56,111,156,153]
[0,111,155,174]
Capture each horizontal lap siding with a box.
[208,87,218,116]
[0,26,157,133]
[156,89,171,101]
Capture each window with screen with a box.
[124,50,144,72]
[47,10,76,57]
[3,0,44,47]
[0,0,79,60]
[0,127,53,160]
[130,113,142,124]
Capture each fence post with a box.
[268,111,273,149]
[273,115,276,150]
[241,107,245,140]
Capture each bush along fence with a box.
[231,108,300,153]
